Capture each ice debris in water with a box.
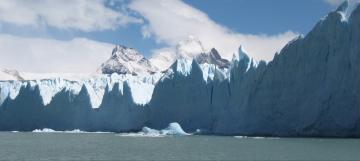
[119,122,190,137]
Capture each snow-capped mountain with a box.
[175,35,230,68]
[150,36,232,71]
[99,45,157,75]
[195,48,230,69]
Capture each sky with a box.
[0,0,350,73]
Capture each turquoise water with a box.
[0,132,359,161]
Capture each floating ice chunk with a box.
[234,136,280,140]
[160,122,190,136]
[32,128,112,133]
[33,128,56,133]
[118,127,163,137]
[63,129,86,133]
[118,122,190,137]
[138,127,163,137]
[141,127,160,134]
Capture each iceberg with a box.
[33,128,56,133]
[32,128,111,133]
[160,122,190,136]
[119,122,190,137]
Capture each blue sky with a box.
[0,0,346,72]
[186,0,334,34]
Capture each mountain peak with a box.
[194,48,230,68]
[173,36,229,68]
[112,45,126,54]
[100,45,157,75]
[110,45,142,61]
[209,48,222,60]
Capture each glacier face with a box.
[1,2,360,137]
[0,60,230,109]
[0,73,164,108]
[0,60,235,132]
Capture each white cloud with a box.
[0,0,141,32]
[149,47,176,70]
[0,34,114,73]
[129,0,298,62]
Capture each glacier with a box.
[1,1,360,137]
[0,73,164,108]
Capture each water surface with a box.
[0,132,359,161]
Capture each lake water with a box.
[0,132,359,161]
